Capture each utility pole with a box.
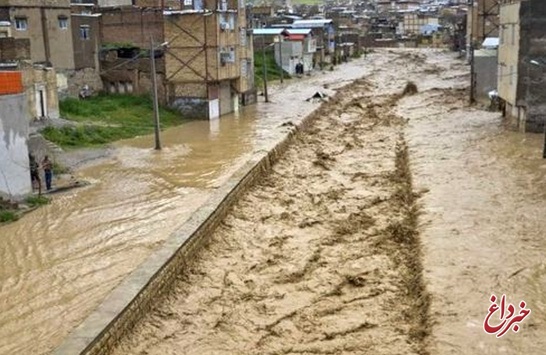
[469,42,476,105]
[261,35,269,102]
[150,36,161,150]
[278,34,284,84]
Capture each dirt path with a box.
[112,52,430,355]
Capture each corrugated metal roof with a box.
[286,34,305,41]
[286,29,312,35]
[482,37,499,49]
[253,28,286,35]
[292,19,333,28]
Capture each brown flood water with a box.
[0,59,372,354]
[112,49,546,355]
[392,51,546,353]
[0,109,258,355]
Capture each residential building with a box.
[292,19,335,64]
[497,0,546,133]
[0,37,60,119]
[94,1,254,118]
[397,0,421,11]
[0,0,101,98]
[164,0,254,118]
[247,5,275,28]
[274,28,316,74]
[397,12,439,36]
[466,0,500,49]
[97,7,164,101]
[69,11,103,97]
[0,0,75,70]
[100,7,164,49]
[0,70,32,199]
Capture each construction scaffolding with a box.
[469,0,501,104]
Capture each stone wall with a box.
[53,89,328,355]
[520,0,546,133]
[20,63,60,119]
[67,67,103,98]
[0,93,31,199]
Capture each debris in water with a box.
[402,81,418,96]
[306,91,328,103]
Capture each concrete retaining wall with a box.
[0,93,31,199]
[53,96,326,355]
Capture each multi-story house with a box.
[0,37,60,119]
[0,0,75,70]
[97,0,254,119]
[466,0,500,49]
[0,1,103,99]
[397,11,439,36]
[273,29,316,74]
[165,0,254,118]
[497,0,546,133]
[291,19,335,65]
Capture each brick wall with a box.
[71,14,100,70]
[100,7,164,49]
[0,37,30,61]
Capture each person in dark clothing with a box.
[42,155,53,191]
[29,154,41,192]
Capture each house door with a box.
[35,85,47,118]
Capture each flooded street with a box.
[0,60,373,354]
[112,49,546,355]
[2,49,546,354]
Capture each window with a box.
[219,47,235,64]
[15,17,27,31]
[58,16,68,30]
[220,0,228,11]
[228,14,235,31]
[509,65,514,85]
[183,0,192,5]
[80,25,90,40]
[511,24,515,46]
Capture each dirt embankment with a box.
[112,60,430,354]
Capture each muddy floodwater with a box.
[0,60,374,354]
[112,50,546,355]
[2,49,546,355]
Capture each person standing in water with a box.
[41,155,53,191]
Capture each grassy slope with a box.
[254,49,290,89]
[42,95,185,148]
